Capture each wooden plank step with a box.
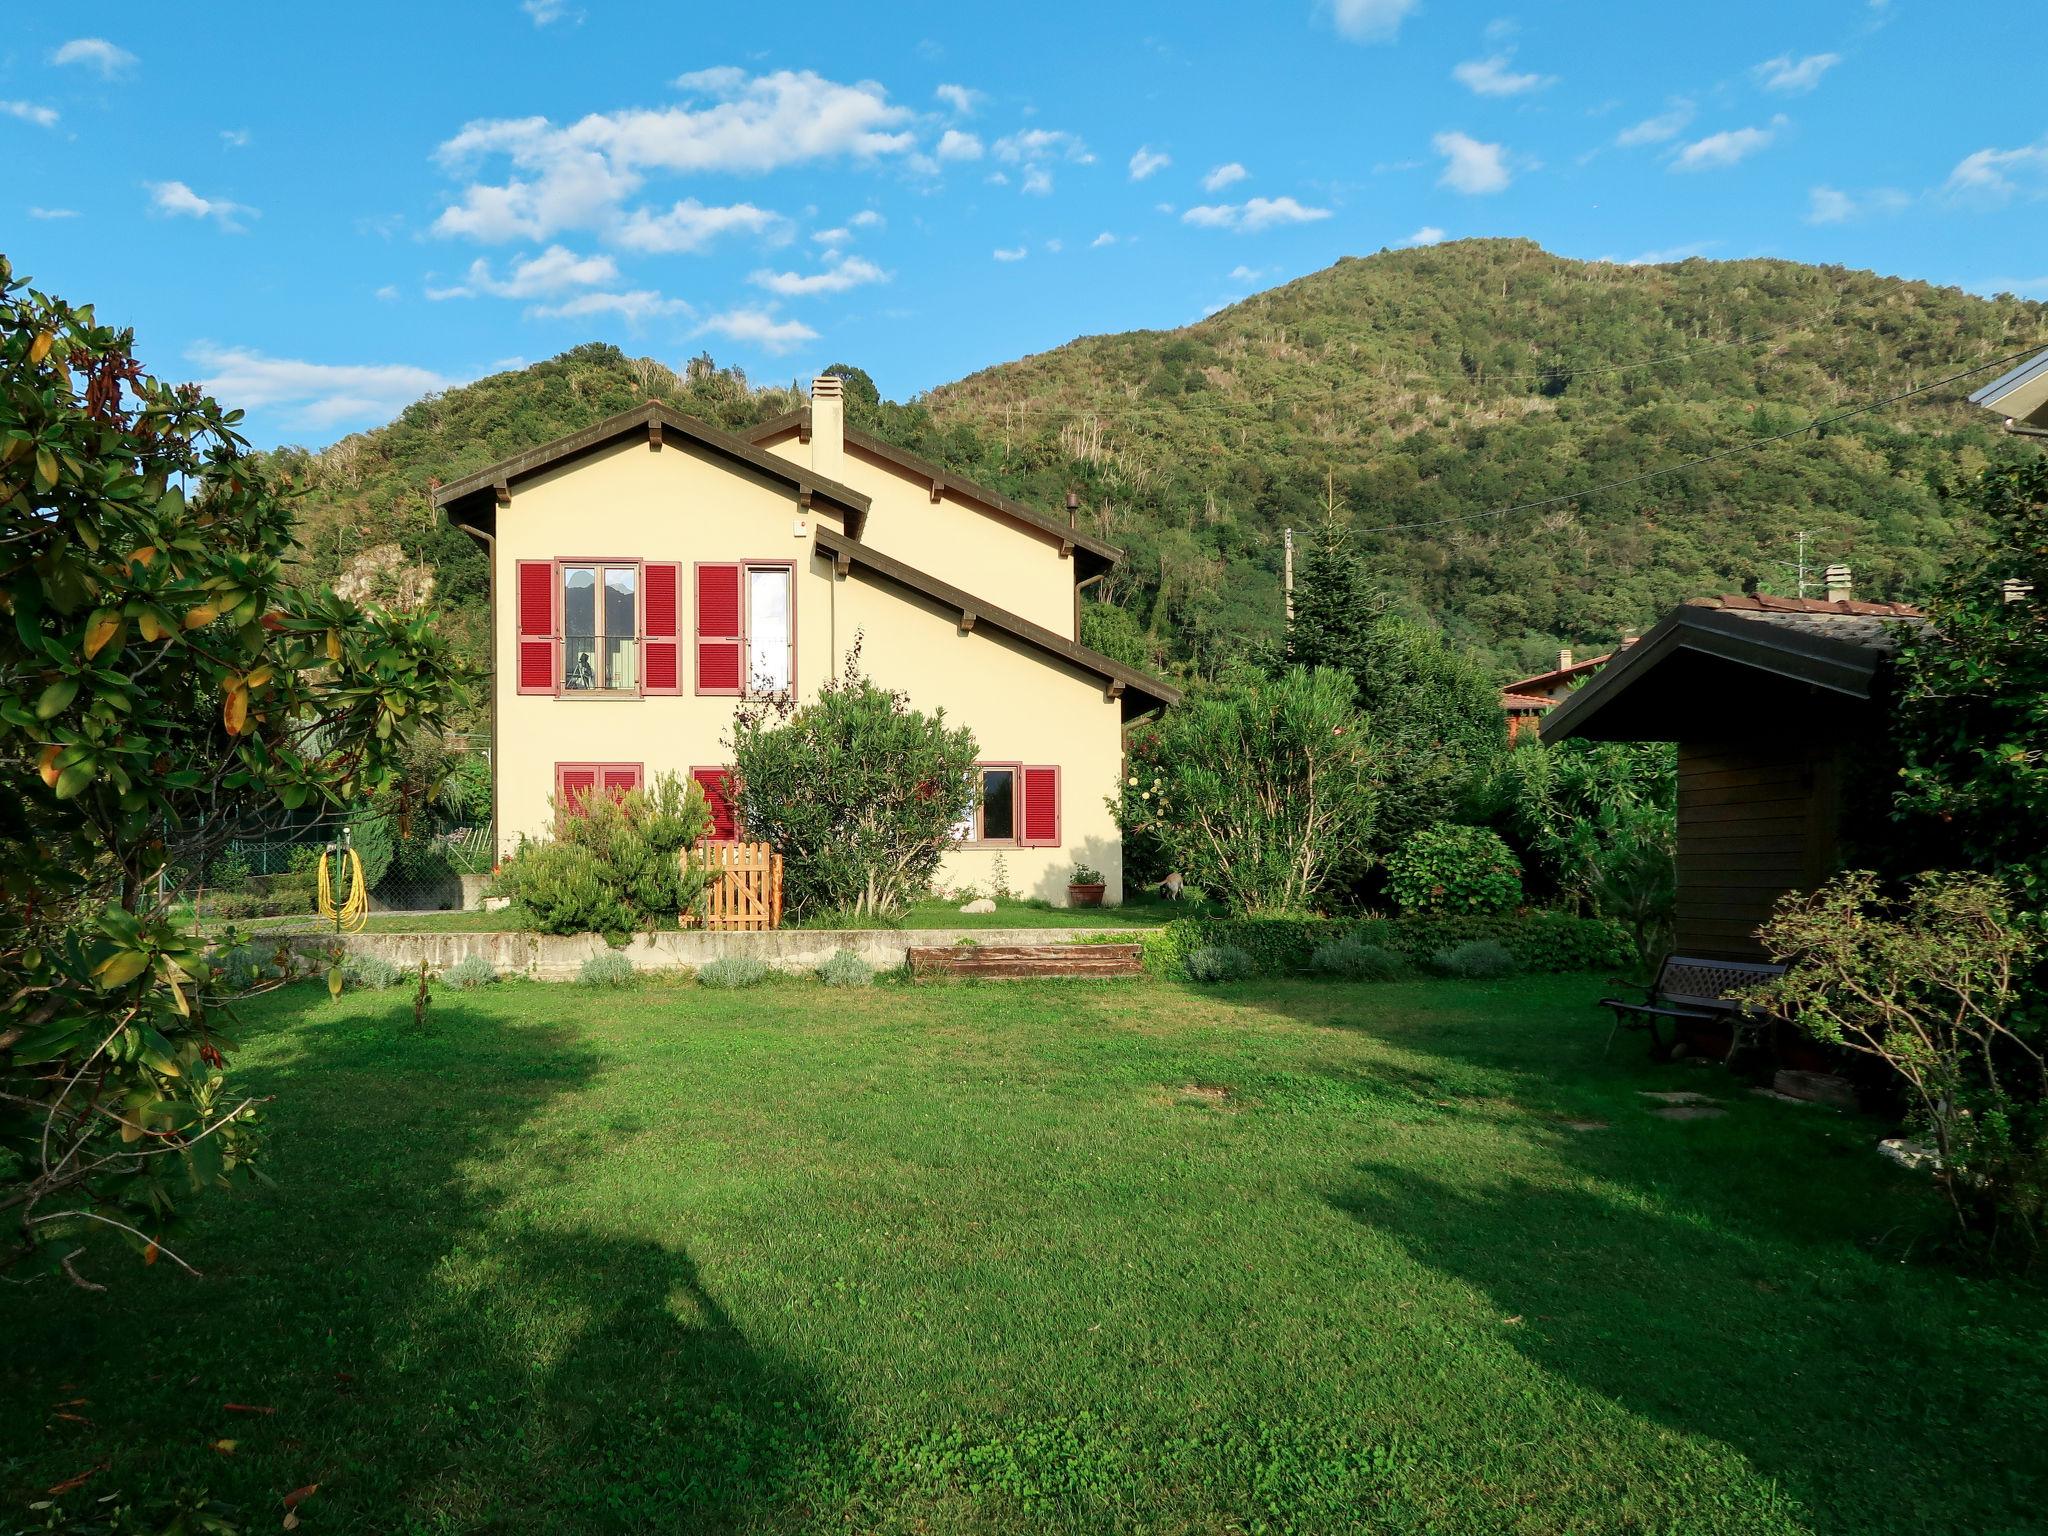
[907,942,1143,979]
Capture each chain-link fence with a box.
[166,818,495,933]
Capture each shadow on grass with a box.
[4,991,839,1534]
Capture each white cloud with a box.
[529,289,689,324]
[432,69,914,243]
[1945,138,2048,204]
[696,308,818,353]
[1182,196,1331,232]
[992,245,1027,261]
[1228,264,1269,282]
[0,100,58,128]
[1320,0,1417,43]
[522,0,582,23]
[934,83,980,116]
[28,206,78,220]
[1671,117,1784,172]
[750,255,888,295]
[52,37,136,76]
[1753,52,1840,93]
[187,344,451,429]
[1203,162,1249,192]
[613,198,787,254]
[811,227,851,246]
[1806,184,1910,224]
[1091,231,1118,247]
[1433,131,1511,194]
[1401,225,1446,246]
[937,128,984,161]
[374,284,400,301]
[850,209,883,228]
[220,128,250,148]
[1451,55,1555,96]
[995,128,1091,164]
[1044,238,1063,253]
[1616,100,1695,148]
[985,171,1009,186]
[1021,165,1053,195]
[147,180,257,231]
[431,244,620,300]
[1129,146,1171,181]
[1625,242,1715,265]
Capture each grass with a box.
[7,974,2045,1534]
[213,891,1196,936]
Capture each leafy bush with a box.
[1760,871,2045,1249]
[343,952,406,991]
[698,955,770,990]
[731,642,979,920]
[1385,824,1523,915]
[442,954,498,990]
[579,950,638,988]
[1113,667,1377,914]
[214,943,270,994]
[492,773,712,942]
[1184,945,1256,983]
[1139,910,1629,978]
[818,948,874,988]
[1311,936,1406,981]
[346,809,396,893]
[1429,939,1519,979]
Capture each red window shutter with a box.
[692,768,736,840]
[696,563,742,694]
[556,764,598,817]
[517,561,559,695]
[1020,765,1060,847]
[599,764,642,798]
[643,563,681,694]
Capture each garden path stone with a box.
[1649,1106,1728,1120]
[1638,1090,1721,1105]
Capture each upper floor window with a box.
[563,563,638,693]
[698,560,794,698]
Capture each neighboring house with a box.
[1970,346,2048,437]
[1500,646,1617,741]
[1540,584,1921,960]
[436,376,1178,905]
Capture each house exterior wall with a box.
[1674,742,1840,959]
[489,432,1124,905]
[759,430,1077,639]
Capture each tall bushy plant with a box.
[1384,824,1522,914]
[0,260,470,1283]
[1759,871,2045,1253]
[1113,666,1375,914]
[730,642,979,919]
[492,773,712,943]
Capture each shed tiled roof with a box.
[1682,594,1925,655]
[1500,691,1553,711]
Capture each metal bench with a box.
[1599,955,1786,1059]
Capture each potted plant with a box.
[1067,862,1106,908]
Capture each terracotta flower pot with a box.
[1068,882,1106,908]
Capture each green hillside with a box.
[276,238,2047,689]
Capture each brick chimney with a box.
[1823,563,1852,605]
[810,374,845,483]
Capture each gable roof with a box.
[1501,651,1613,697]
[1970,346,2048,431]
[812,525,1177,719]
[1541,593,1923,745]
[432,401,872,528]
[745,408,1122,578]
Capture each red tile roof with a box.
[1500,691,1553,711]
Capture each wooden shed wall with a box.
[1675,743,1840,960]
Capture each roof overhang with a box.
[745,409,1122,579]
[812,525,1176,720]
[1971,347,2048,432]
[433,401,872,534]
[1541,604,1911,744]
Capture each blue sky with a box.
[5,1,2041,447]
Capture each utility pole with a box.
[1283,527,1295,625]
[1773,529,1813,599]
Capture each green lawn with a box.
[8,974,2045,1534]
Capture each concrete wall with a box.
[297,926,1139,981]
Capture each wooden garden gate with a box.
[691,840,783,930]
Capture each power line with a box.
[1351,345,2045,537]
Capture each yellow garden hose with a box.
[317,846,370,933]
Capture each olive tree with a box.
[0,260,470,1285]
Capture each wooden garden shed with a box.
[1539,591,1922,960]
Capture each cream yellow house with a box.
[436,376,1176,905]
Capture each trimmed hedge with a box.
[1141,909,1630,979]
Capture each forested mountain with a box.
[275,238,2047,692]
